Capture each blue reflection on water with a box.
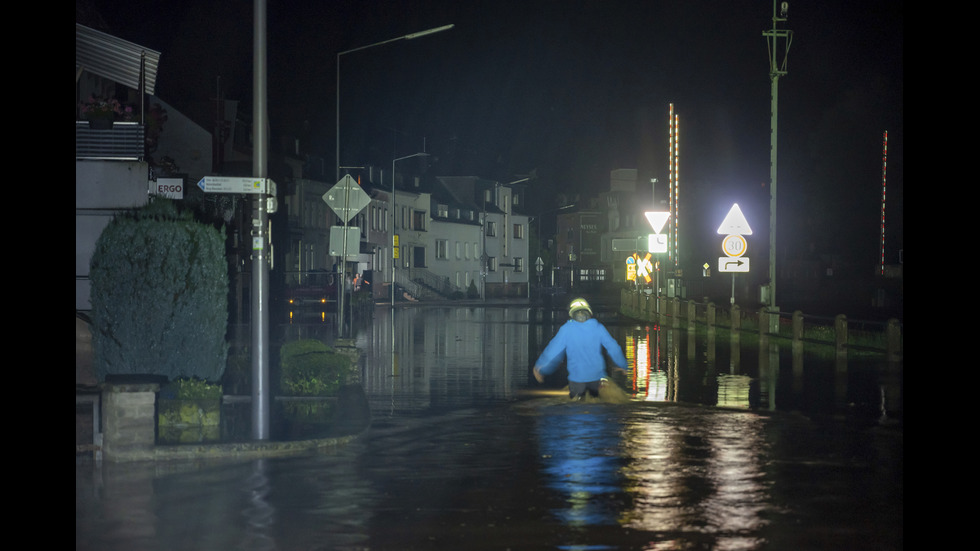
[537,406,626,528]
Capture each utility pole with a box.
[763,0,793,331]
[250,0,271,440]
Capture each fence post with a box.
[835,314,848,371]
[792,311,804,390]
[886,318,902,363]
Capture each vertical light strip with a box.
[674,114,680,265]
[668,103,675,263]
[879,131,888,275]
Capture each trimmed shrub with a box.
[89,198,228,383]
[280,339,354,396]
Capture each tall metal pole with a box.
[763,0,792,329]
[251,0,270,440]
[391,152,430,307]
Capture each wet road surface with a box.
[77,305,902,550]
[77,395,902,550]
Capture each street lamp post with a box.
[336,24,454,181]
[391,152,430,307]
[763,1,792,331]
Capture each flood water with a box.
[76,303,903,550]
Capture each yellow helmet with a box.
[568,297,592,317]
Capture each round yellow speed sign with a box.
[722,235,747,257]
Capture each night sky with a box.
[80,0,903,272]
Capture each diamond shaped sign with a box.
[323,175,371,223]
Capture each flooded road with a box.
[77,304,902,550]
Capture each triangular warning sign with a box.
[717,203,753,235]
[644,211,670,234]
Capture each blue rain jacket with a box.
[534,318,628,382]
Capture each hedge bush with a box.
[279,339,354,396]
[89,198,228,383]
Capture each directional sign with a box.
[323,175,371,223]
[717,203,752,235]
[719,256,750,273]
[197,176,271,194]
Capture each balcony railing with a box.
[75,121,145,161]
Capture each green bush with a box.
[467,280,480,299]
[159,377,224,400]
[89,198,228,383]
[280,339,354,396]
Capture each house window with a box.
[435,239,448,260]
[412,210,426,231]
[513,224,524,239]
[487,256,497,271]
[579,268,606,282]
[514,257,524,272]
[486,221,496,237]
[437,204,448,218]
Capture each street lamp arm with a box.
[339,24,454,56]
[336,23,454,180]
[405,24,455,40]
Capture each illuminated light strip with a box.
[668,103,675,263]
[879,131,888,275]
[674,114,680,265]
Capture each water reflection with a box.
[79,305,902,551]
[240,460,276,551]
[621,407,770,548]
[536,406,625,528]
[361,306,532,416]
[250,305,901,430]
[610,321,899,419]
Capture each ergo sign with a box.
[150,178,184,199]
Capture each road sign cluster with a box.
[717,204,751,273]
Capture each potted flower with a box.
[79,94,133,129]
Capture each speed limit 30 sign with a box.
[722,235,747,257]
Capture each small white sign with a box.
[197,176,269,194]
[718,256,750,273]
[329,226,361,259]
[648,233,668,253]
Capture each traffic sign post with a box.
[643,211,670,304]
[717,204,753,304]
[323,175,372,336]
